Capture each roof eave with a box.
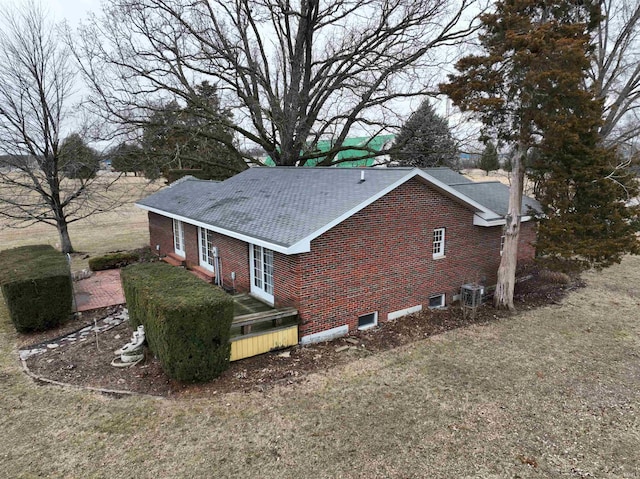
[135,203,308,254]
[473,213,536,227]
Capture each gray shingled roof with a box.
[137,167,540,252]
[451,181,540,217]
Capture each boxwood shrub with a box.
[88,251,140,271]
[121,262,234,382]
[0,245,72,332]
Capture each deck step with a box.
[189,266,215,284]
[163,253,185,267]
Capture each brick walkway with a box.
[73,269,126,312]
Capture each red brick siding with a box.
[274,253,301,309]
[148,213,250,291]
[294,178,536,337]
[183,223,199,268]
[148,212,174,256]
[518,221,537,263]
[211,233,251,292]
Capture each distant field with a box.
[0,175,162,271]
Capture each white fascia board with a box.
[473,213,536,227]
[135,203,302,254]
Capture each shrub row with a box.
[88,251,140,271]
[121,262,234,382]
[0,245,72,332]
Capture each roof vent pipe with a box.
[359,170,365,183]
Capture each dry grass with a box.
[1,249,640,476]
[0,175,162,272]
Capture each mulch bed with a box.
[22,269,581,398]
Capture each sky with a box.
[49,0,100,25]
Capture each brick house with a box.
[136,167,539,344]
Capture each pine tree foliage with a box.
[439,0,636,308]
[478,141,500,174]
[391,101,458,168]
[59,134,100,180]
[141,82,247,181]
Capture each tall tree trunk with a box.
[494,143,526,311]
[57,219,74,254]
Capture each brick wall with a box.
[294,178,536,337]
[148,212,174,256]
[149,212,250,291]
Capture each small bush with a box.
[88,252,140,271]
[0,245,72,332]
[121,262,234,382]
[539,269,571,285]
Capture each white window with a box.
[358,312,378,330]
[433,228,445,258]
[173,219,185,257]
[250,244,274,304]
[198,227,216,272]
[428,294,446,309]
[500,235,506,256]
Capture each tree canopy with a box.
[73,0,479,167]
[478,141,499,175]
[140,82,247,181]
[59,134,100,180]
[390,101,459,168]
[440,0,610,309]
[0,3,128,253]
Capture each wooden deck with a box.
[229,294,299,361]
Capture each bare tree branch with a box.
[72,0,482,165]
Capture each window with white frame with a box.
[433,227,446,258]
[428,294,446,309]
[172,219,185,257]
[500,235,506,256]
[358,312,378,330]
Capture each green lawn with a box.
[1,245,639,477]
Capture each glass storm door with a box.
[198,227,215,272]
[250,244,274,304]
[173,219,185,257]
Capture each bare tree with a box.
[73,0,481,166]
[591,0,640,147]
[0,2,131,253]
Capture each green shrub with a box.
[88,251,140,271]
[0,245,72,332]
[121,262,234,382]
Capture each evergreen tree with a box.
[391,101,458,168]
[440,0,603,309]
[531,105,640,270]
[59,134,99,180]
[478,141,500,175]
[110,142,146,176]
[141,82,247,181]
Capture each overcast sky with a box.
[49,0,100,25]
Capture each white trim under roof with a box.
[137,168,528,255]
[473,214,535,227]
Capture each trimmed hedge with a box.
[88,252,140,271]
[0,245,72,332]
[121,262,234,382]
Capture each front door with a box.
[250,244,274,305]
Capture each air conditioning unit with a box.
[460,283,484,308]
